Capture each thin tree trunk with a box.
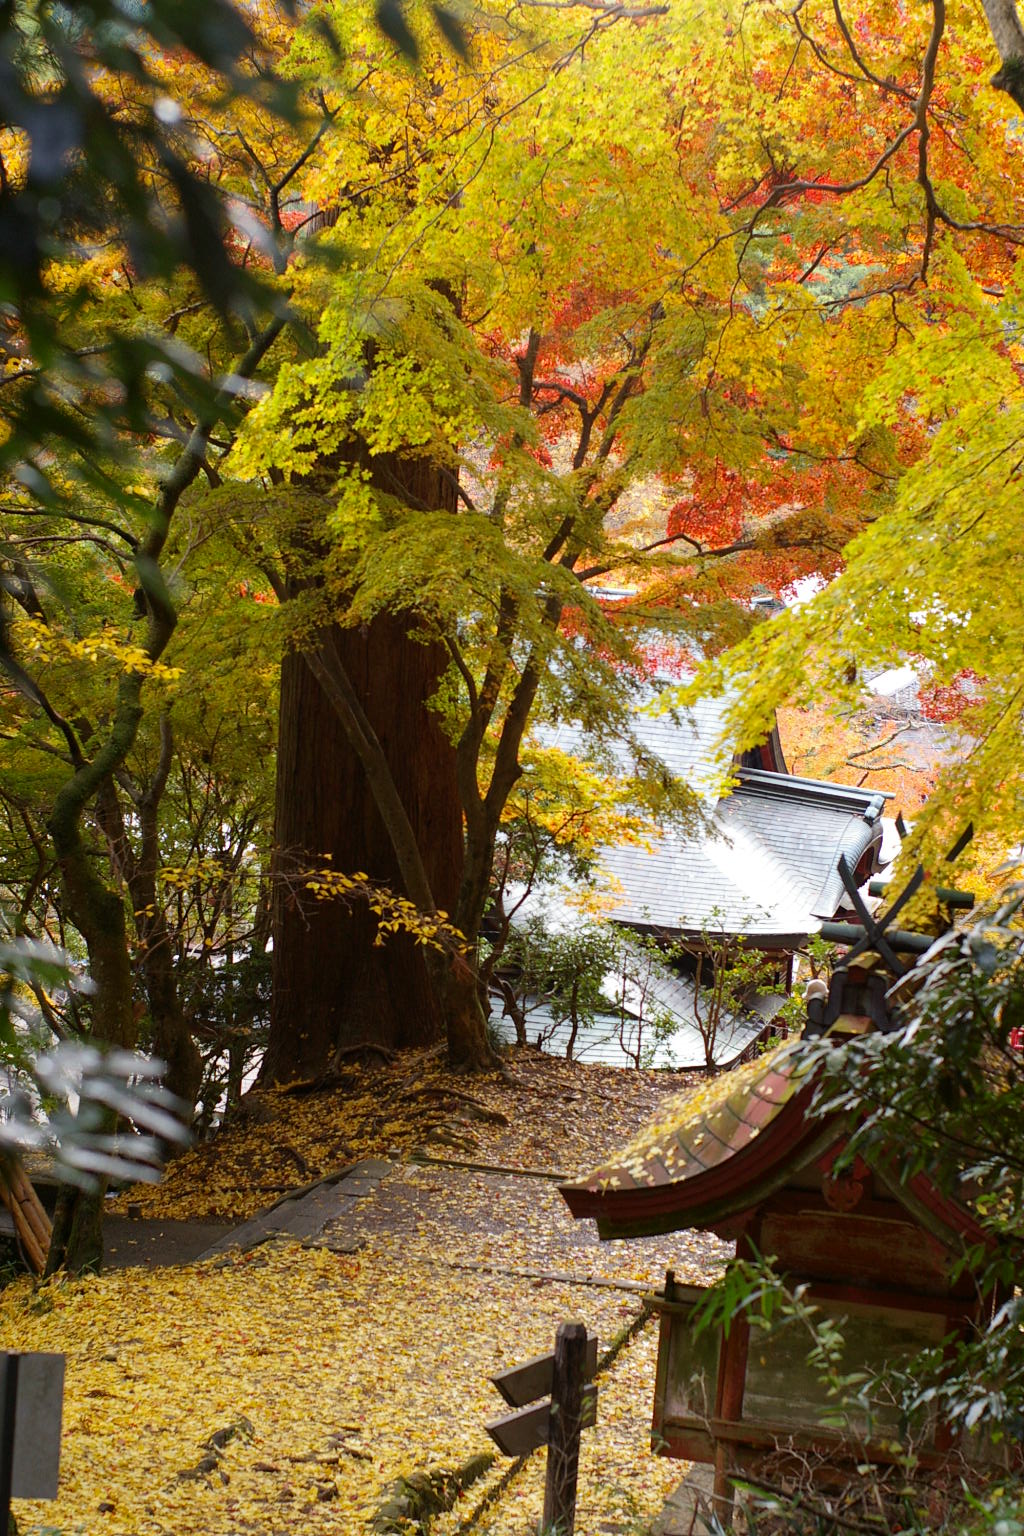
[45,804,136,1275]
[435,950,495,1075]
[44,316,286,1271]
[100,719,202,1124]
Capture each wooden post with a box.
[0,1354,19,1536]
[713,1232,754,1519]
[541,1321,587,1536]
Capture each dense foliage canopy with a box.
[0,0,1022,1259]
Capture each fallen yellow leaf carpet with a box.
[2,1237,703,1534]
[5,1051,723,1533]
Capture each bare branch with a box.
[0,507,139,551]
[831,0,918,101]
[844,725,916,762]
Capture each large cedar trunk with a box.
[264,461,464,1084]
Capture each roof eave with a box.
[735,767,888,824]
[562,1102,989,1250]
[560,1085,823,1238]
[613,918,816,949]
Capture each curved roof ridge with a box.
[735,766,887,821]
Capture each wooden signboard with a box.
[491,1333,599,1409]
[484,1322,598,1536]
[485,1383,598,1457]
[0,1352,65,1533]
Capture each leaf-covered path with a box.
[3,1051,727,1534]
[107,1049,698,1223]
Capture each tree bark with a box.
[981,0,1024,107]
[433,949,495,1075]
[265,458,465,1082]
[42,315,287,1271]
[127,822,203,1123]
[45,802,137,1276]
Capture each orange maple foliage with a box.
[778,699,958,820]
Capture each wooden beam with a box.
[484,1383,596,1458]
[491,1333,598,1408]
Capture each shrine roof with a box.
[598,779,882,942]
[488,933,784,1069]
[560,1043,826,1239]
[561,1037,989,1246]
[582,1043,800,1184]
[536,689,885,944]
[541,689,754,803]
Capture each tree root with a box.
[422,1123,480,1153]
[401,1084,509,1125]
[274,1141,309,1177]
[369,1452,495,1533]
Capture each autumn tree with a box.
[643,0,1024,896]
[229,0,905,1080]
[0,1,326,1269]
[2,0,921,1127]
[8,0,1024,1280]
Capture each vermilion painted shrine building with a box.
[560,966,1000,1499]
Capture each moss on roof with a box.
[572,1041,807,1193]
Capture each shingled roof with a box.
[537,689,886,945]
[601,769,885,943]
[560,1044,819,1238]
[560,1040,987,1246]
[488,926,787,1069]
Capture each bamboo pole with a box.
[9,1163,51,1250]
[0,1159,50,1275]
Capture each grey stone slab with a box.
[652,1465,716,1536]
[344,1158,392,1179]
[202,1212,302,1255]
[269,1207,332,1240]
[320,1236,363,1255]
[292,1187,349,1214]
[332,1178,378,1198]
[195,1161,396,1260]
[199,1220,267,1257]
[323,1190,358,1211]
[102,1218,235,1269]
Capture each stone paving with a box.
[169,1152,711,1532]
[195,1158,393,1259]
[650,1465,716,1536]
[103,1215,234,1269]
[317,1153,728,1292]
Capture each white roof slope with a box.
[601,772,884,940]
[529,687,885,944]
[487,1001,773,1071]
[496,691,884,1070]
[541,692,735,804]
[488,924,786,1071]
